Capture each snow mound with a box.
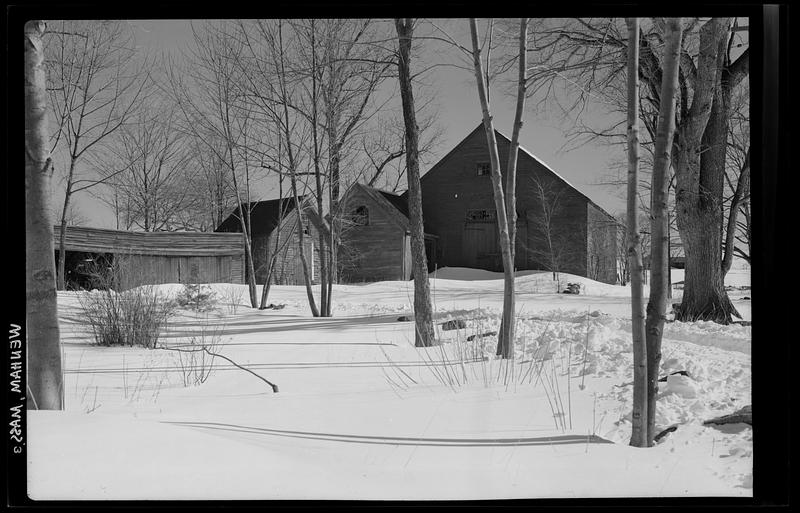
[429,267,544,281]
[430,267,632,297]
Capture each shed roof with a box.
[216,197,301,236]
[53,225,243,256]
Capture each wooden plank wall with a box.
[265,209,321,286]
[115,254,242,289]
[338,188,405,282]
[420,127,592,276]
[52,226,245,289]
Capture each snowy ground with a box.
[28,267,752,500]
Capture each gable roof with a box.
[377,190,409,219]
[216,196,325,236]
[417,123,616,220]
[341,183,410,232]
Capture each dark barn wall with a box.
[338,187,407,282]
[419,127,591,276]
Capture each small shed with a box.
[337,183,437,282]
[216,197,327,286]
[53,225,245,290]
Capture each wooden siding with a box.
[53,225,245,289]
[53,225,243,256]
[262,208,321,286]
[419,126,591,276]
[113,254,242,290]
[338,186,406,282]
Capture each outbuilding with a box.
[216,197,326,286]
[53,225,245,290]
[337,183,437,282]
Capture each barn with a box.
[216,197,326,286]
[337,183,438,282]
[340,124,619,285]
[416,124,619,284]
[53,225,245,290]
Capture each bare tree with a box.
[722,81,750,275]
[51,198,87,227]
[519,17,749,324]
[359,110,443,193]
[166,21,259,307]
[96,104,193,232]
[26,20,63,410]
[670,18,744,323]
[467,18,530,359]
[395,18,435,347]
[45,20,151,290]
[180,136,238,232]
[525,175,582,291]
[645,17,683,446]
[625,17,648,449]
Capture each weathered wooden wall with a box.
[418,126,593,277]
[53,225,245,289]
[338,186,407,282]
[262,208,321,286]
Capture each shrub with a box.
[78,261,175,349]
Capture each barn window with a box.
[476,162,491,176]
[466,209,496,222]
[349,205,369,226]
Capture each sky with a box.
[62,19,636,229]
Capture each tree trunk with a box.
[25,20,64,410]
[645,17,683,445]
[626,17,649,449]
[495,18,528,358]
[395,18,435,347]
[56,175,73,290]
[469,19,516,359]
[722,149,750,276]
[232,174,258,308]
[674,18,739,324]
[292,188,320,318]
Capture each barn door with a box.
[463,222,500,271]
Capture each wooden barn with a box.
[339,124,619,285]
[215,197,326,286]
[416,124,619,284]
[53,225,245,290]
[336,183,438,282]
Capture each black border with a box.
[4,2,791,510]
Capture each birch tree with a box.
[467,18,529,358]
[645,17,683,445]
[625,17,648,449]
[26,20,63,410]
